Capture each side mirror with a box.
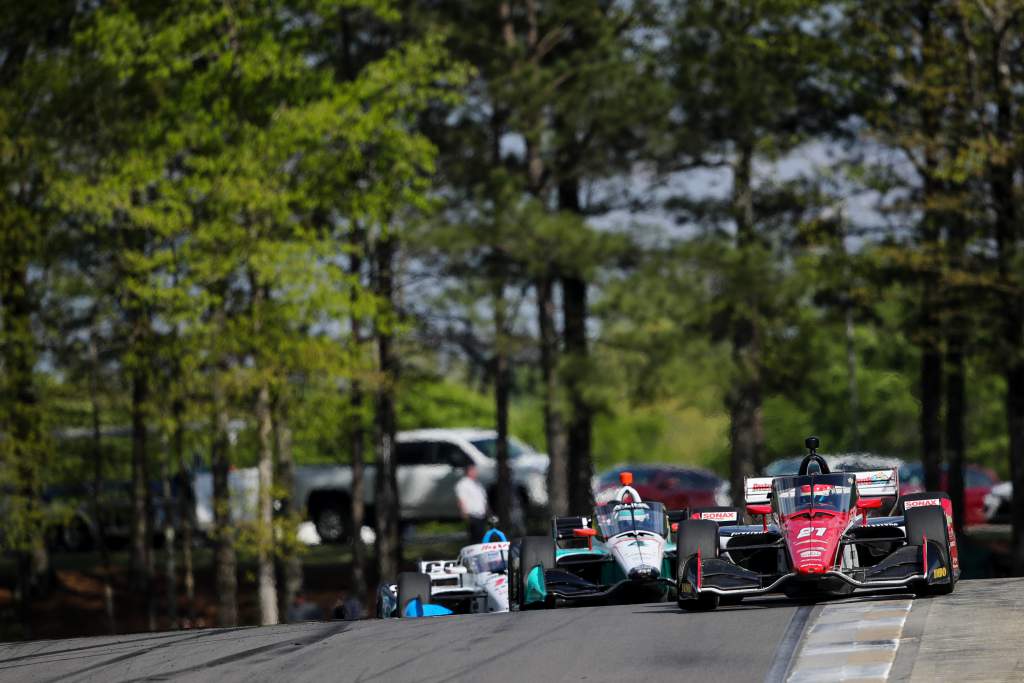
[856,496,882,523]
[857,497,883,510]
[746,503,771,532]
[573,527,597,550]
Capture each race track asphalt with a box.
[0,597,806,683]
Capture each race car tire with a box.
[680,592,720,611]
[675,519,719,561]
[899,490,951,515]
[513,536,555,611]
[397,572,432,617]
[905,503,955,596]
[61,515,94,553]
[676,519,720,611]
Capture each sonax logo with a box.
[700,511,738,522]
[905,498,941,509]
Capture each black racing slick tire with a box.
[512,536,555,611]
[397,572,432,617]
[676,519,719,562]
[905,503,955,597]
[676,519,720,611]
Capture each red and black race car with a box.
[676,437,959,611]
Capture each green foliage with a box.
[3,1,1024,616]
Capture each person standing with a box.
[456,464,488,543]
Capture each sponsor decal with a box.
[471,543,510,552]
[856,471,894,484]
[905,498,941,509]
[612,502,651,512]
[800,550,822,558]
[932,567,947,579]
[752,483,772,490]
[700,511,738,522]
[797,527,828,539]
[680,583,692,593]
[800,484,837,495]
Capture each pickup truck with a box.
[296,429,549,543]
[51,429,549,550]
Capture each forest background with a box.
[3,0,1024,638]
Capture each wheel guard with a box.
[524,565,548,605]
[678,557,763,596]
[537,568,672,603]
[679,539,953,597]
[403,598,455,618]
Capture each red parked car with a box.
[593,465,727,511]
[899,462,999,527]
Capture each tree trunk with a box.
[920,340,944,492]
[988,62,1024,571]
[538,274,568,517]
[728,142,764,503]
[559,179,594,513]
[173,396,196,625]
[274,401,302,618]
[130,366,156,631]
[374,234,402,580]
[161,460,177,630]
[0,48,50,641]
[1009,364,1024,573]
[845,306,861,451]
[493,277,512,529]
[211,370,238,627]
[945,207,968,536]
[349,382,368,598]
[348,229,368,600]
[728,369,763,505]
[562,274,593,513]
[946,342,966,535]
[256,382,279,625]
[89,333,116,634]
[919,187,944,492]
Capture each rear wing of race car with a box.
[418,559,466,589]
[743,468,900,505]
[553,515,591,541]
[744,477,775,505]
[852,468,900,498]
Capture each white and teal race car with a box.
[377,529,510,618]
[509,473,709,609]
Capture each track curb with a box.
[887,595,930,681]
[763,603,817,683]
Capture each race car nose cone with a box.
[628,565,659,581]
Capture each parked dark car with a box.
[44,478,185,552]
[593,465,728,511]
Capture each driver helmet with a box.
[615,505,647,523]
